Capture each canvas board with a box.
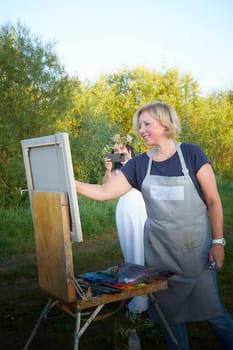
[21,132,83,242]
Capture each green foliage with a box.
[76,67,201,135]
[71,67,203,159]
[184,94,233,176]
[72,67,232,182]
[0,22,232,207]
[0,22,79,206]
[71,113,120,183]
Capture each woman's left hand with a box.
[209,244,225,270]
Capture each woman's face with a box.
[113,143,131,163]
[138,111,167,146]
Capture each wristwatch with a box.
[212,238,226,246]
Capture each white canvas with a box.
[21,132,83,242]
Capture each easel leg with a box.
[78,304,104,338]
[73,304,105,350]
[149,293,181,350]
[73,312,81,350]
[23,298,54,350]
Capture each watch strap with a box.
[212,238,226,246]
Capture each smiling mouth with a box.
[143,135,150,141]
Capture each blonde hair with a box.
[133,101,181,138]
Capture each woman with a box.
[103,136,148,313]
[76,102,233,349]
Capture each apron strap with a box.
[146,147,158,176]
[146,143,189,180]
[174,141,189,179]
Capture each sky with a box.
[1,0,233,95]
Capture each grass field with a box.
[1,231,233,350]
[0,177,232,349]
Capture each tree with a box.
[71,112,120,183]
[0,22,78,206]
[191,94,233,176]
[72,67,233,180]
[72,67,202,156]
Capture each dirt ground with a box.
[1,233,232,350]
[0,271,165,350]
[0,264,223,350]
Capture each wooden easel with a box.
[23,190,178,350]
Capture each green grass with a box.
[0,206,35,256]
[0,197,118,257]
[0,176,231,257]
[217,175,233,231]
[78,196,118,238]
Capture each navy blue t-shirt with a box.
[121,143,210,201]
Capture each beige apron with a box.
[142,142,222,323]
